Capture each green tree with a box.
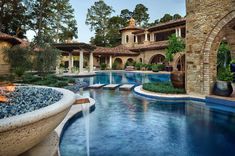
[173,14,182,20]
[3,45,32,77]
[133,4,149,26]
[0,0,29,38]
[52,0,78,42]
[166,34,185,62]
[86,0,114,46]
[120,9,133,27]
[106,16,125,47]
[29,0,77,45]
[160,14,173,23]
[33,46,60,75]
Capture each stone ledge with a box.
[133,85,205,101]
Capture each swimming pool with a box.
[60,72,235,156]
[80,71,170,85]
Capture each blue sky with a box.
[70,0,186,43]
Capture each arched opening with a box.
[176,54,185,71]
[139,58,143,63]
[150,54,165,64]
[126,58,134,65]
[202,11,235,94]
[113,58,123,70]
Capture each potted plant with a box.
[213,67,234,97]
[165,34,185,88]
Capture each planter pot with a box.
[0,86,76,156]
[171,71,185,89]
[213,80,233,97]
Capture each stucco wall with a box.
[0,41,11,75]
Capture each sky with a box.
[27,0,186,43]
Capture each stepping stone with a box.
[103,84,120,90]
[88,84,105,89]
[119,84,135,91]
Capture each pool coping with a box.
[134,86,235,107]
[134,85,206,102]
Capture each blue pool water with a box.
[60,72,235,156]
[80,72,170,85]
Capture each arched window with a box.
[126,35,129,43]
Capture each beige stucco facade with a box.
[0,41,11,75]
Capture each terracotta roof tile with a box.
[93,45,138,56]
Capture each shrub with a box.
[100,63,107,70]
[230,59,235,64]
[135,62,143,70]
[3,45,32,77]
[112,62,118,70]
[33,46,60,76]
[143,82,186,94]
[217,67,234,82]
[151,64,159,72]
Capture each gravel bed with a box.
[0,86,63,119]
[64,81,88,93]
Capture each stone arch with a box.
[149,54,165,64]
[114,58,123,69]
[173,53,185,71]
[202,11,235,94]
[126,58,134,63]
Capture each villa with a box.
[55,17,186,72]
[0,0,235,156]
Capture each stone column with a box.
[109,55,113,69]
[89,52,93,72]
[79,50,84,74]
[175,28,178,37]
[68,52,73,73]
[144,31,148,41]
[178,28,182,37]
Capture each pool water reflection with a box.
[80,72,170,85]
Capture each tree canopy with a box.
[86,0,114,47]
[0,0,78,44]
[133,4,149,26]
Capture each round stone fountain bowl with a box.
[0,86,76,156]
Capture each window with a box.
[126,35,129,43]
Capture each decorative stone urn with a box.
[0,86,76,156]
[171,71,185,89]
[213,80,233,97]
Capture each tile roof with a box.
[93,45,139,56]
[0,32,28,47]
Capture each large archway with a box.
[150,54,165,64]
[114,58,123,69]
[202,11,235,94]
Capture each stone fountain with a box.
[0,85,76,156]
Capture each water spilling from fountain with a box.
[79,88,90,156]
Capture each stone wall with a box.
[186,0,235,95]
[0,41,11,75]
